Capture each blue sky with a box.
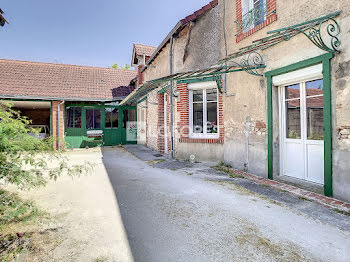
[1,0,211,68]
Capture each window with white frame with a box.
[189,82,218,137]
[242,0,266,32]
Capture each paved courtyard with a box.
[18,146,350,262]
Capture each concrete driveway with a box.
[103,146,350,262]
[16,146,350,262]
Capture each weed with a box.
[0,190,42,227]
[147,159,166,166]
[213,163,245,179]
[333,209,350,217]
[298,196,313,202]
[93,257,107,262]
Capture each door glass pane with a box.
[74,108,82,128]
[307,96,324,140]
[128,110,136,122]
[105,108,112,128]
[112,108,119,128]
[123,110,128,128]
[206,88,217,102]
[306,79,323,97]
[193,103,203,133]
[94,109,101,129]
[86,109,94,129]
[285,83,300,100]
[286,99,301,139]
[207,102,217,133]
[123,109,135,128]
[66,107,74,128]
[193,90,203,102]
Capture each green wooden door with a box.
[103,107,122,146]
[122,107,137,144]
[65,106,85,148]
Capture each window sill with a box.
[236,13,277,43]
[179,137,224,144]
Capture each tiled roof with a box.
[0,59,137,101]
[133,44,156,57]
[180,0,218,25]
[142,0,218,72]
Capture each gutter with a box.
[141,21,182,73]
[0,94,125,102]
[141,0,218,73]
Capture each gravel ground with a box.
[15,148,134,262]
[12,147,350,262]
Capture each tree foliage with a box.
[0,101,92,189]
[111,63,130,70]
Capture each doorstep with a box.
[231,168,350,213]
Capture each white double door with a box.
[279,78,324,184]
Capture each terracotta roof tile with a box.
[180,0,218,25]
[0,59,137,101]
[133,44,156,57]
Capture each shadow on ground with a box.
[100,145,350,262]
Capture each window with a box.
[242,0,266,32]
[66,107,82,128]
[86,108,101,130]
[105,108,119,129]
[284,79,324,140]
[189,83,218,137]
[123,109,136,128]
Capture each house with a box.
[0,59,138,148]
[123,0,223,159]
[121,0,350,202]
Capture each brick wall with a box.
[176,83,224,144]
[157,93,165,153]
[235,0,277,42]
[51,101,65,149]
[156,92,172,154]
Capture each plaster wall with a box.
[220,0,350,200]
[142,6,223,161]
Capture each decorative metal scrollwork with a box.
[226,52,265,76]
[274,12,341,53]
[147,91,158,105]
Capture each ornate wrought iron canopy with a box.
[120,60,266,105]
[220,11,341,64]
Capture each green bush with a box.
[0,101,92,189]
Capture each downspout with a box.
[169,36,175,159]
[57,101,65,150]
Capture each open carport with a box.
[11,100,51,135]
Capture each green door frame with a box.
[265,53,334,197]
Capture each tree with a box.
[111,64,130,70]
[0,101,91,189]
